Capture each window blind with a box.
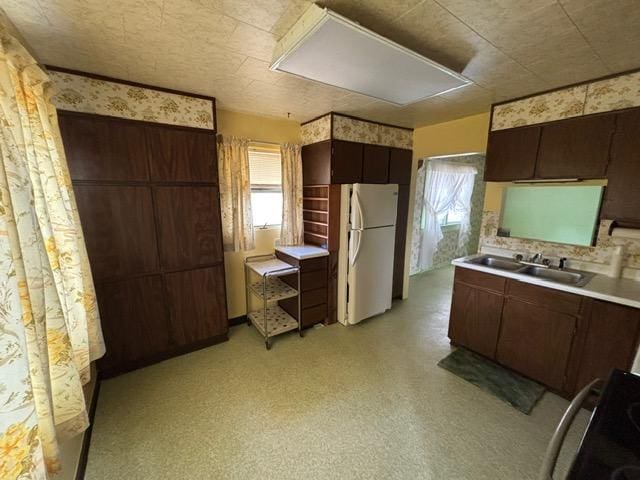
[249,147,281,187]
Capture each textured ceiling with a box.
[3,0,640,128]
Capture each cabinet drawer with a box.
[302,287,327,309]
[506,280,582,316]
[281,269,327,292]
[279,298,327,327]
[454,267,506,293]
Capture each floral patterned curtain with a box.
[217,135,255,251]
[280,143,303,246]
[0,23,105,479]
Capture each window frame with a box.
[248,145,283,229]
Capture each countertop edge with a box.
[275,246,330,260]
[452,256,640,310]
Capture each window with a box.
[249,145,282,227]
[438,210,464,226]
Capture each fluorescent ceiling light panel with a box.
[270,5,472,106]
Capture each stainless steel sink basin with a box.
[467,255,523,271]
[463,255,595,287]
[519,265,594,287]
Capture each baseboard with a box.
[75,379,101,480]
[228,315,247,327]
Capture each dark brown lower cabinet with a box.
[572,299,640,393]
[448,267,640,396]
[164,266,227,346]
[449,282,503,359]
[276,251,329,328]
[496,298,577,391]
[96,276,171,374]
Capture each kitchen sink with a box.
[467,255,523,271]
[519,265,594,287]
[464,255,595,287]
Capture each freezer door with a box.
[351,183,399,229]
[347,225,396,325]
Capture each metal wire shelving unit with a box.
[244,254,302,350]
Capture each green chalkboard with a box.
[500,185,604,246]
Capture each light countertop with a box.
[275,244,329,260]
[453,254,640,309]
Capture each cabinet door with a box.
[362,144,389,183]
[302,140,331,185]
[392,185,409,298]
[389,148,412,185]
[496,298,576,390]
[164,265,228,345]
[74,185,159,281]
[574,300,640,392]
[484,126,540,181]
[600,109,640,222]
[96,275,171,376]
[147,126,217,182]
[536,114,614,179]
[60,113,149,181]
[331,140,363,184]
[153,186,223,269]
[449,282,503,359]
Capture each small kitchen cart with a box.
[244,254,302,350]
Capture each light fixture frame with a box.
[270,5,472,106]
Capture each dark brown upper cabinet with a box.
[60,114,150,182]
[535,114,615,179]
[302,139,363,185]
[147,125,217,183]
[332,140,363,184]
[600,109,640,222]
[484,125,541,181]
[302,140,331,185]
[389,148,412,185]
[362,144,389,183]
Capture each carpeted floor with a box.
[85,267,589,480]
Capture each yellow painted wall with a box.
[217,109,301,319]
[413,112,490,159]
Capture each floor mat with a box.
[438,347,546,414]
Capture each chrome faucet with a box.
[530,252,543,263]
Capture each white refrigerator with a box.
[346,183,398,325]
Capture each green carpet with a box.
[438,347,546,414]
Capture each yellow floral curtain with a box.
[280,143,303,246]
[217,135,255,251]
[0,22,105,480]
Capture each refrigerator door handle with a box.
[350,229,362,267]
[353,191,365,230]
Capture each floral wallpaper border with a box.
[479,211,640,270]
[301,113,413,149]
[301,113,331,145]
[492,70,640,131]
[48,71,215,130]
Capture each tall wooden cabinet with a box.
[59,111,228,377]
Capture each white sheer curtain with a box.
[418,159,477,270]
